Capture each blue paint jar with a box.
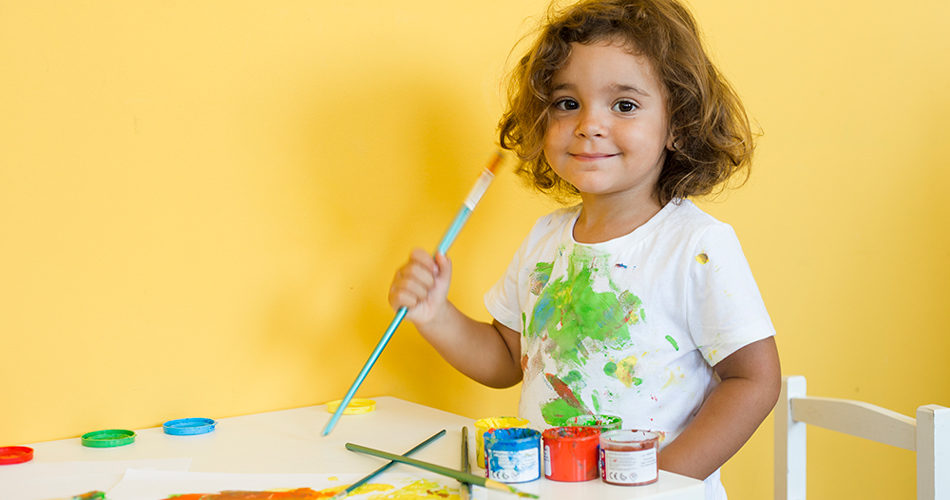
[484,427,542,483]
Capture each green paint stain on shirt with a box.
[526,246,639,366]
[541,398,586,426]
[529,262,554,295]
[603,361,618,376]
[665,335,679,351]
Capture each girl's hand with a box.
[388,248,452,327]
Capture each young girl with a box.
[388,0,780,496]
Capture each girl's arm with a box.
[657,336,781,479]
[389,248,522,388]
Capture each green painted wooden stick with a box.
[330,429,445,499]
[345,442,538,499]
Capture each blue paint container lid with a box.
[163,418,216,435]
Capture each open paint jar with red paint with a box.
[542,426,600,482]
[599,429,660,486]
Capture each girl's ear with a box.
[666,133,677,152]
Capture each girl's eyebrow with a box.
[550,82,651,97]
[611,83,651,97]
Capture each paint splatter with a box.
[525,245,649,426]
[529,262,553,295]
[526,247,639,365]
[665,335,679,351]
[369,479,457,499]
[661,368,684,389]
[605,355,642,387]
[70,493,105,500]
[695,253,709,264]
[545,373,590,412]
[163,486,348,499]
[162,481,455,500]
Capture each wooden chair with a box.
[774,375,948,499]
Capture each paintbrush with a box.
[345,442,538,499]
[459,426,472,500]
[330,429,445,500]
[322,151,504,436]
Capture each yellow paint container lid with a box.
[325,398,376,415]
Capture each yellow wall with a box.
[1,1,948,498]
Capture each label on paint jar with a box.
[543,445,551,476]
[601,447,657,485]
[599,429,660,486]
[488,447,540,483]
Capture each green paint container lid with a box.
[81,429,136,448]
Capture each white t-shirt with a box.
[484,199,774,497]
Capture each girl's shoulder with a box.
[660,199,733,236]
[647,199,742,255]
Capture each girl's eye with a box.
[553,98,579,111]
[612,100,638,113]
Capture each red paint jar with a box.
[542,426,600,482]
[599,429,660,486]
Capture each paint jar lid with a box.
[81,429,136,448]
[325,398,375,415]
[0,446,33,465]
[163,418,216,435]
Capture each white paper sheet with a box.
[0,458,192,500]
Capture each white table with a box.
[4,397,704,499]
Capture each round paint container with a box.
[325,398,376,415]
[564,414,623,432]
[473,416,529,468]
[163,418,216,436]
[599,429,660,486]
[81,429,136,448]
[484,427,542,483]
[542,426,600,482]
[0,446,34,465]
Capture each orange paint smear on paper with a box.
[163,479,457,500]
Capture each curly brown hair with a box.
[498,0,755,204]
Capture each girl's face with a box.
[543,40,672,206]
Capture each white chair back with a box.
[774,375,948,500]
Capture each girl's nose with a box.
[574,109,606,138]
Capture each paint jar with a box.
[484,427,542,483]
[564,414,623,432]
[542,426,600,482]
[599,429,660,486]
[474,416,530,468]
